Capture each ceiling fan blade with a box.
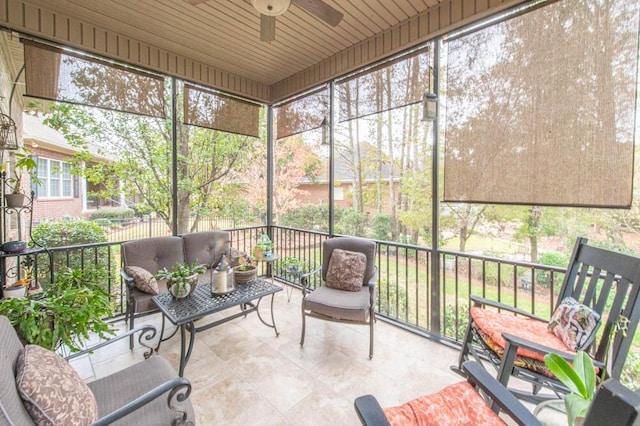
[183,0,208,5]
[292,0,343,27]
[260,14,276,42]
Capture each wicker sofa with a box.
[120,231,230,342]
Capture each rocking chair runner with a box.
[454,237,640,402]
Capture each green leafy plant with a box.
[236,255,256,272]
[544,315,629,426]
[544,351,595,426]
[155,261,206,296]
[0,266,116,352]
[31,220,109,287]
[279,256,309,274]
[9,148,41,194]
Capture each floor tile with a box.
[71,282,511,425]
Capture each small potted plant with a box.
[2,277,31,298]
[5,148,40,208]
[156,261,206,298]
[253,233,273,260]
[234,255,257,284]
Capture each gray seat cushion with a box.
[122,236,185,276]
[131,278,169,314]
[182,231,229,268]
[304,285,371,322]
[88,356,195,426]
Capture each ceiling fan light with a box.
[251,0,291,16]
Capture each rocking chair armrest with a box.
[354,395,391,426]
[501,333,604,368]
[353,362,541,426]
[470,295,546,321]
[65,324,158,361]
[91,377,192,426]
[462,361,541,426]
[502,333,604,368]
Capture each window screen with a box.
[443,0,639,207]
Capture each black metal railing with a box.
[266,226,564,345]
[14,225,565,345]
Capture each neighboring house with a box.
[296,143,401,216]
[22,113,117,223]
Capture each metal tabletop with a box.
[153,278,282,326]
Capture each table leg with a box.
[184,321,196,372]
[255,293,279,337]
[179,324,187,377]
[156,314,166,353]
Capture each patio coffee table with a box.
[153,278,282,376]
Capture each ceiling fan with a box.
[184,0,343,42]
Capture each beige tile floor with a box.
[69,283,464,425]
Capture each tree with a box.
[513,206,565,262]
[245,134,323,223]
[42,82,261,234]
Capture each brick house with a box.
[22,113,115,223]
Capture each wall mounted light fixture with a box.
[0,111,18,151]
[422,92,438,122]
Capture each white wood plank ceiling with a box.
[3,0,520,101]
[20,0,439,86]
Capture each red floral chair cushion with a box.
[383,381,507,426]
[471,307,574,361]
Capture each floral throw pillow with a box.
[16,345,99,426]
[325,249,367,292]
[125,265,159,295]
[548,297,601,351]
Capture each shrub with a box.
[370,214,392,241]
[94,218,111,227]
[32,220,108,247]
[30,221,110,287]
[279,204,329,231]
[443,303,469,340]
[335,208,368,236]
[535,251,570,288]
[89,207,135,221]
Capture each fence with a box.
[15,224,566,345]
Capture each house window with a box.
[37,158,73,198]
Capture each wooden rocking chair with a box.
[454,237,640,402]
